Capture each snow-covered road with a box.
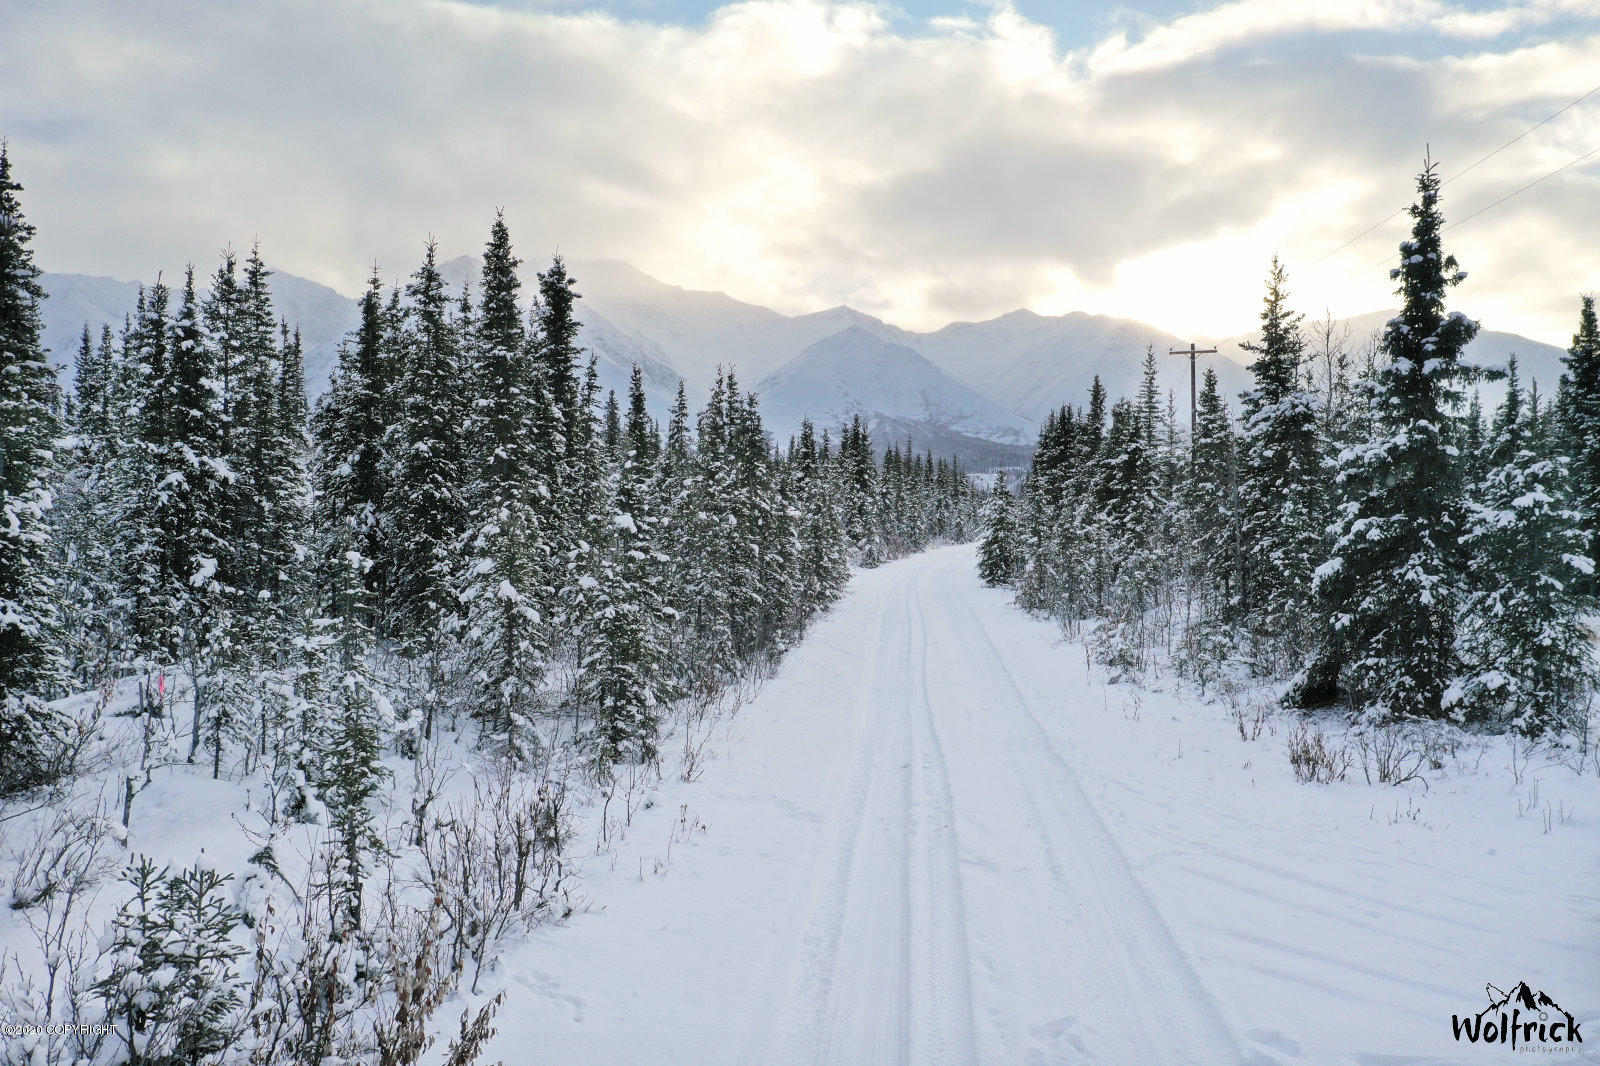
[479,544,1600,1065]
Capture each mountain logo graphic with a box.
[1451,981,1583,1047]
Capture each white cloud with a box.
[2,0,1596,343]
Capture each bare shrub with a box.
[7,798,119,911]
[0,840,106,1066]
[1233,701,1270,742]
[242,842,370,1066]
[417,769,574,993]
[371,893,457,1066]
[1288,724,1352,784]
[1354,723,1433,788]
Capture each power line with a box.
[1443,82,1599,186]
[1367,142,1600,271]
[1313,81,1600,265]
[1445,142,1600,233]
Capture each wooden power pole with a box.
[1168,342,1217,441]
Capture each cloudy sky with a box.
[4,0,1597,342]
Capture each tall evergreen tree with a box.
[977,472,1020,587]
[457,215,551,763]
[164,269,237,772]
[1235,257,1323,660]
[578,367,669,768]
[1310,159,1478,719]
[1459,356,1596,736]
[385,241,473,636]
[0,144,67,793]
[311,267,395,621]
[1559,295,1600,595]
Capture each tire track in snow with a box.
[765,580,913,1066]
[931,552,1243,1065]
[903,579,980,1064]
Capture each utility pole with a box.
[1168,342,1217,442]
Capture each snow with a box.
[755,326,1036,447]
[466,545,1600,1065]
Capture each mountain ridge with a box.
[38,259,1572,470]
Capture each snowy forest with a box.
[0,144,984,1065]
[979,161,1599,755]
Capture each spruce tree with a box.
[165,268,237,772]
[579,365,670,769]
[385,241,472,636]
[1311,159,1478,720]
[534,254,583,552]
[306,545,390,932]
[1559,295,1600,595]
[1236,257,1323,661]
[0,144,67,793]
[97,857,183,1064]
[457,214,550,764]
[977,471,1020,586]
[1459,356,1596,736]
[162,862,246,1064]
[1184,367,1241,618]
[311,267,395,622]
[117,280,180,667]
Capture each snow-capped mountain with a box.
[569,259,904,391]
[40,271,361,397]
[554,264,1250,423]
[756,326,1037,465]
[907,309,1251,421]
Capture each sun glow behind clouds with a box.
[2,0,1596,343]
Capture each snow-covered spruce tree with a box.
[96,857,183,1064]
[793,418,850,614]
[653,380,698,678]
[1173,366,1246,686]
[725,383,782,657]
[840,416,885,566]
[1183,366,1241,621]
[1236,257,1323,665]
[385,240,473,638]
[115,282,178,667]
[1461,389,1486,488]
[977,471,1020,587]
[670,370,749,691]
[602,389,623,460]
[576,365,669,770]
[560,354,611,664]
[534,254,584,557]
[307,545,391,936]
[1309,159,1478,719]
[72,322,115,461]
[0,145,68,794]
[53,324,122,688]
[457,213,550,765]
[1559,294,1600,596]
[165,269,239,775]
[228,247,288,633]
[1458,355,1596,737]
[311,268,397,627]
[254,321,311,642]
[201,251,249,603]
[161,862,247,1064]
[762,434,806,651]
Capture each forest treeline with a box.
[0,144,983,1064]
[980,161,1599,742]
